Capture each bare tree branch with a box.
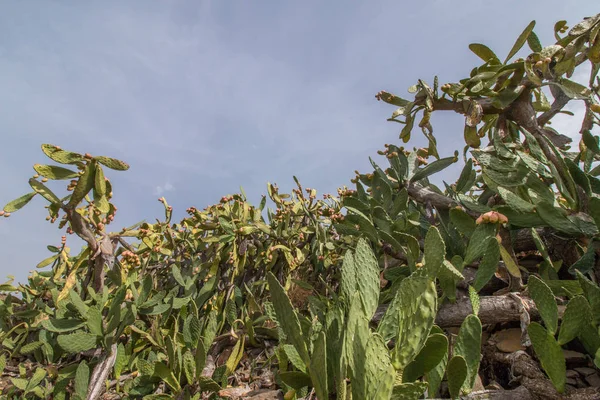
[372,294,564,328]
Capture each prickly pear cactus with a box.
[2,11,600,399]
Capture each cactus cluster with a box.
[2,11,600,400]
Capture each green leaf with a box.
[183,350,196,385]
[57,332,98,353]
[225,335,245,375]
[283,345,306,373]
[400,114,415,142]
[153,361,181,392]
[392,273,438,371]
[447,355,468,399]
[195,338,207,379]
[139,302,171,316]
[426,326,449,398]
[354,238,380,318]
[172,265,185,287]
[505,20,536,63]
[3,192,37,213]
[41,318,86,333]
[568,13,600,36]
[0,284,17,292]
[20,341,45,354]
[456,158,475,193]
[583,130,600,155]
[197,376,221,392]
[183,315,201,349]
[29,178,61,204]
[491,86,525,109]
[36,254,59,269]
[403,333,449,382]
[463,223,496,265]
[67,161,96,208]
[472,237,500,291]
[499,245,521,278]
[391,382,428,399]
[378,91,411,107]
[308,331,328,400]
[558,296,592,346]
[85,307,103,336]
[202,308,219,351]
[344,207,379,243]
[26,368,47,392]
[458,193,491,213]
[266,272,309,365]
[41,144,84,165]
[410,155,457,183]
[440,259,465,282]
[365,333,395,399]
[468,43,500,64]
[528,275,558,335]
[453,314,482,394]
[279,371,312,390]
[469,286,480,316]
[114,343,126,379]
[33,164,79,180]
[528,322,566,393]
[530,228,551,261]
[544,280,583,297]
[10,378,29,391]
[589,197,600,228]
[576,271,600,326]
[74,361,89,398]
[69,289,89,317]
[96,156,130,171]
[569,244,596,275]
[423,226,445,278]
[94,165,107,196]
[377,277,405,343]
[527,30,542,52]
[483,166,528,187]
[554,78,592,100]
[343,296,369,395]
[535,201,581,236]
[449,208,476,237]
[497,187,534,213]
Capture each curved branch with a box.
[407,182,479,218]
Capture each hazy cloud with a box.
[154,182,175,196]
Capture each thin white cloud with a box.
[153,181,175,196]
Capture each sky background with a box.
[0,1,598,285]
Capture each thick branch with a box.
[462,387,532,400]
[537,85,571,127]
[65,208,97,249]
[372,294,563,327]
[407,182,478,218]
[87,343,118,400]
[431,97,500,114]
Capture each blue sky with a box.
[1,1,598,285]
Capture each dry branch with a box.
[373,294,564,328]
